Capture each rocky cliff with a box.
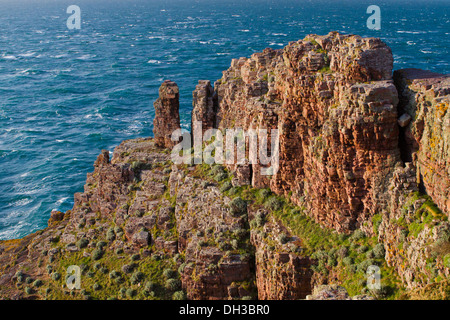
[0,32,449,300]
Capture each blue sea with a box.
[0,0,448,240]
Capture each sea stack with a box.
[153,80,181,148]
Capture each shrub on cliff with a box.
[93,283,101,291]
[337,246,349,259]
[130,271,145,285]
[92,248,104,260]
[351,230,366,242]
[114,226,124,236]
[278,233,289,244]
[163,268,177,279]
[233,228,248,239]
[219,241,232,251]
[264,196,283,211]
[229,197,247,217]
[131,254,140,261]
[231,239,239,250]
[257,189,272,201]
[255,211,267,227]
[327,256,337,267]
[311,261,328,275]
[356,245,368,254]
[24,287,33,295]
[51,272,61,281]
[96,241,107,249]
[370,284,393,299]
[444,254,450,268]
[46,265,52,275]
[106,227,116,241]
[200,181,211,189]
[178,263,187,274]
[214,172,228,182]
[343,257,353,266]
[210,165,225,176]
[119,287,127,298]
[122,263,136,274]
[32,279,43,288]
[14,271,24,283]
[220,181,232,192]
[373,244,385,259]
[126,288,137,298]
[80,264,88,274]
[366,250,375,259]
[76,238,89,249]
[109,270,120,279]
[93,262,102,270]
[311,250,327,261]
[357,259,376,273]
[145,281,156,291]
[165,278,181,291]
[131,161,152,171]
[172,291,187,300]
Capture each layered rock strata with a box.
[195,32,402,233]
[153,80,181,148]
[394,69,450,214]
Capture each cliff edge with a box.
[0,32,449,300]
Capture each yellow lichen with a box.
[436,102,448,118]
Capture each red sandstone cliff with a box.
[0,32,449,301]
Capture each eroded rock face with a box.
[214,32,400,232]
[153,80,181,149]
[378,160,450,290]
[169,166,254,300]
[191,80,217,137]
[394,68,450,216]
[250,210,313,300]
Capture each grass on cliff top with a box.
[41,247,180,300]
[200,163,405,299]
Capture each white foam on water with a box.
[397,30,426,34]
[56,197,68,204]
[2,55,17,60]
[18,52,36,57]
[77,54,96,60]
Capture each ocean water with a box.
[0,0,448,240]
